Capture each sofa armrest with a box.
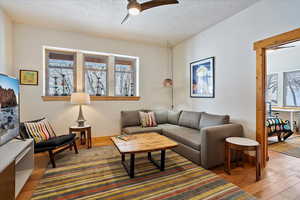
[200,124,243,169]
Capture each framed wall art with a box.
[190,57,215,98]
[266,73,278,105]
[20,70,39,85]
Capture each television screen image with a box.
[0,74,19,146]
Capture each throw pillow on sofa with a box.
[139,111,157,127]
[199,112,230,129]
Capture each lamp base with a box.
[77,120,86,127]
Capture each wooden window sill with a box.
[41,96,141,101]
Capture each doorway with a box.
[254,28,300,167]
[266,41,300,157]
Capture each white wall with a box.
[0,7,13,75]
[172,0,300,138]
[13,24,171,136]
[267,46,300,107]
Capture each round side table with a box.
[224,137,261,181]
[69,125,92,149]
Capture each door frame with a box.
[254,28,300,167]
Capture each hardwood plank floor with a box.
[17,137,300,200]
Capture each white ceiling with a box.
[0,0,259,46]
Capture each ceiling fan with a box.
[121,0,179,24]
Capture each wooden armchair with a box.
[19,118,78,168]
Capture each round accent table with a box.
[69,125,92,149]
[224,137,261,181]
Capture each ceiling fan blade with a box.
[121,13,130,24]
[141,0,179,12]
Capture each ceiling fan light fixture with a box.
[128,1,141,16]
[128,7,140,15]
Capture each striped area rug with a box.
[31,146,255,200]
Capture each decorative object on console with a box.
[71,92,91,127]
[139,111,157,127]
[19,70,38,85]
[190,57,215,98]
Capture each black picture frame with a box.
[190,57,215,98]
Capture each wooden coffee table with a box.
[111,132,178,178]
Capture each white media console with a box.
[0,139,34,199]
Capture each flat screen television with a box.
[0,73,20,146]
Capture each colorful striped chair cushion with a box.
[266,117,291,134]
[24,119,56,143]
[139,111,157,127]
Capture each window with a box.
[115,58,136,96]
[84,55,108,96]
[45,51,76,96]
[284,70,300,106]
[44,47,139,101]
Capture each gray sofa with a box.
[121,110,243,169]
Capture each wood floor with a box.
[17,137,300,200]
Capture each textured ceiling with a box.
[0,0,259,46]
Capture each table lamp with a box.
[71,92,90,127]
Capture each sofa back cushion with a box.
[167,110,181,125]
[178,111,202,129]
[153,110,168,124]
[121,110,141,127]
[199,112,230,129]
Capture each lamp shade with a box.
[70,92,90,105]
[163,78,173,88]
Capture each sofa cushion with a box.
[157,123,181,129]
[121,110,140,127]
[199,112,230,129]
[122,126,163,135]
[153,110,168,124]
[162,126,201,151]
[35,134,75,149]
[178,111,202,129]
[167,110,181,125]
